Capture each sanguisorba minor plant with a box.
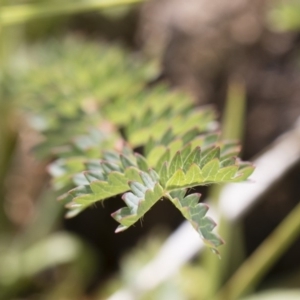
[16,38,254,255]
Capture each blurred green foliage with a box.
[14,37,254,255]
[1,0,300,299]
[269,0,300,31]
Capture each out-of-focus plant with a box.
[242,289,300,300]
[0,0,143,26]
[0,231,96,299]
[14,38,254,257]
[95,231,187,300]
[268,0,300,31]
[3,0,300,299]
[16,38,156,157]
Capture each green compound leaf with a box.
[19,39,255,255]
[126,107,217,146]
[64,166,139,203]
[58,147,143,216]
[111,171,164,232]
[60,137,254,253]
[155,143,254,190]
[169,190,224,255]
[48,128,122,189]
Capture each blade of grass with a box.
[203,78,247,297]
[0,0,143,26]
[221,78,246,142]
[216,199,300,300]
[0,4,16,234]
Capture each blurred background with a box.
[1,0,300,299]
